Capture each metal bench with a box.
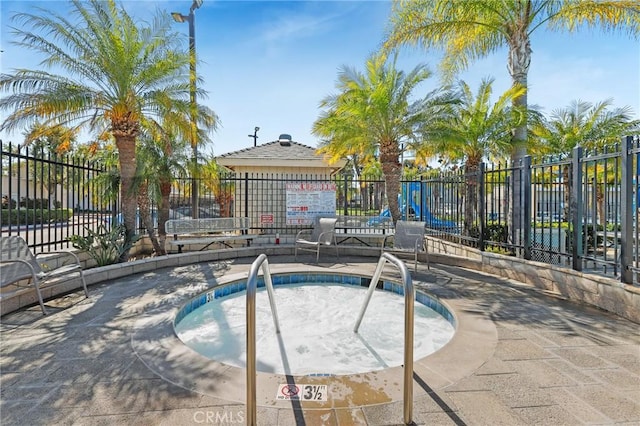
[165,217,253,253]
[1,235,89,315]
[335,215,394,252]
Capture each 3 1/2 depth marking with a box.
[276,384,328,401]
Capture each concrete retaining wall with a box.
[424,236,640,324]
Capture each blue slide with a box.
[379,182,457,230]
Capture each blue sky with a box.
[1,1,639,156]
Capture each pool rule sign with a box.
[276,384,328,402]
[285,182,336,225]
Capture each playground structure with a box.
[380,182,458,230]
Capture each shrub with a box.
[19,197,49,209]
[0,208,72,225]
[69,224,139,266]
[565,224,605,252]
[1,196,17,209]
[485,246,513,256]
[468,221,509,243]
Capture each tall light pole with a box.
[172,0,203,219]
[248,126,260,147]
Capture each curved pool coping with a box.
[130,260,497,410]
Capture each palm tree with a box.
[200,158,235,218]
[24,122,78,155]
[360,161,385,213]
[531,99,640,222]
[533,99,638,155]
[385,0,639,160]
[0,0,198,260]
[134,102,218,255]
[384,0,640,234]
[313,52,457,222]
[417,77,527,234]
[135,130,189,255]
[317,138,376,213]
[78,139,121,217]
[22,123,79,206]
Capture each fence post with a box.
[620,136,633,284]
[342,173,349,216]
[571,146,584,271]
[419,181,425,223]
[478,163,485,252]
[244,173,249,218]
[522,156,532,260]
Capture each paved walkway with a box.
[1,255,639,425]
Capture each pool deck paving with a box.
[1,254,639,425]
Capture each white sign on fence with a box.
[260,214,274,225]
[285,182,336,225]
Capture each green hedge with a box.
[469,221,509,243]
[564,224,620,251]
[0,208,73,226]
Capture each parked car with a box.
[535,212,563,222]
[104,209,157,228]
[170,205,220,219]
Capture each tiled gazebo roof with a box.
[216,139,345,171]
[218,140,319,161]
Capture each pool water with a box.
[175,282,455,375]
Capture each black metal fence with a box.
[1,143,117,252]
[2,136,638,285]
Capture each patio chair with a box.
[295,217,339,263]
[0,236,89,315]
[385,220,427,271]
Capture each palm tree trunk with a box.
[596,183,605,226]
[380,138,402,223]
[115,134,138,262]
[464,162,479,236]
[563,165,571,221]
[137,183,162,255]
[375,182,384,211]
[360,185,369,211]
[594,164,612,227]
[507,28,532,249]
[157,180,171,255]
[216,191,233,217]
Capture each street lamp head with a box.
[171,12,187,23]
[249,126,259,147]
[191,0,203,12]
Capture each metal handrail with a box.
[246,254,281,426]
[354,253,414,425]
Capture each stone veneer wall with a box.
[424,236,640,324]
